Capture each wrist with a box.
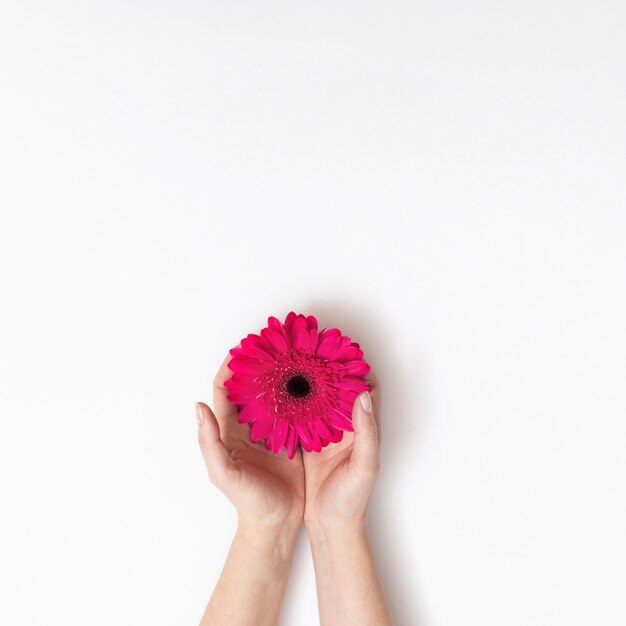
[304,514,369,545]
[234,515,301,570]
[237,512,301,546]
[238,510,302,534]
[306,519,371,570]
[237,499,303,531]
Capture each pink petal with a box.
[338,335,352,349]
[317,418,343,443]
[260,328,289,354]
[286,425,299,459]
[267,316,284,332]
[226,374,265,403]
[227,391,255,405]
[228,357,273,377]
[324,360,344,373]
[297,423,313,451]
[316,329,341,358]
[295,324,312,353]
[225,374,260,393]
[250,415,274,442]
[328,428,343,443]
[330,409,354,431]
[344,360,370,376]
[305,315,318,331]
[290,316,308,347]
[239,400,265,424]
[271,420,289,453]
[240,336,276,361]
[267,318,288,343]
[332,345,360,362]
[334,377,369,392]
[309,328,319,352]
[312,417,332,439]
[283,312,297,346]
[237,412,249,424]
[308,427,322,452]
[336,395,357,412]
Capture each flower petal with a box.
[336,392,357,408]
[226,383,265,404]
[239,400,265,424]
[308,427,322,452]
[344,360,371,376]
[225,374,260,392]
[267,316,283,332]
[295,323,312,353]
[305,315,318,331]
[271,419,289,453]
[332,345,360,362]
[334,377,370,393]
[250,415,274,442]
[290,316,308,348]
[228,356,273,377]
[283,312,297,346]
[297,422,313,451]
[316,329,341,358]
[328,428,343,443]
[330,409,354,431]
[241,335,276,361]
[260,328,289,354]
[312,417,333,439]
[309,328,319,352]
[286,425,299,459]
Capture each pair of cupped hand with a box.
[196,355,381,531]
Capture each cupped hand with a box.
[196,355,305,528]
[302,372,381,530]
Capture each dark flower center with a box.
[286,374,311,398]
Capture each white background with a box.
[1,2,625,625]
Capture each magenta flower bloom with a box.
[224,312,371,458]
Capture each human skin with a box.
[196,356,393,626]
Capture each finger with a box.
[213,353,238,424]
[349,391,380,475]
[195,402,236,487]
[364,369,381,440]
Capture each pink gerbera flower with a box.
[224,312,371,458]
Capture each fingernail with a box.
[360,391,372,413]
[195,403,204,425]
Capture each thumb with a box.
[195,402,235,487]
[350,391,380,475]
